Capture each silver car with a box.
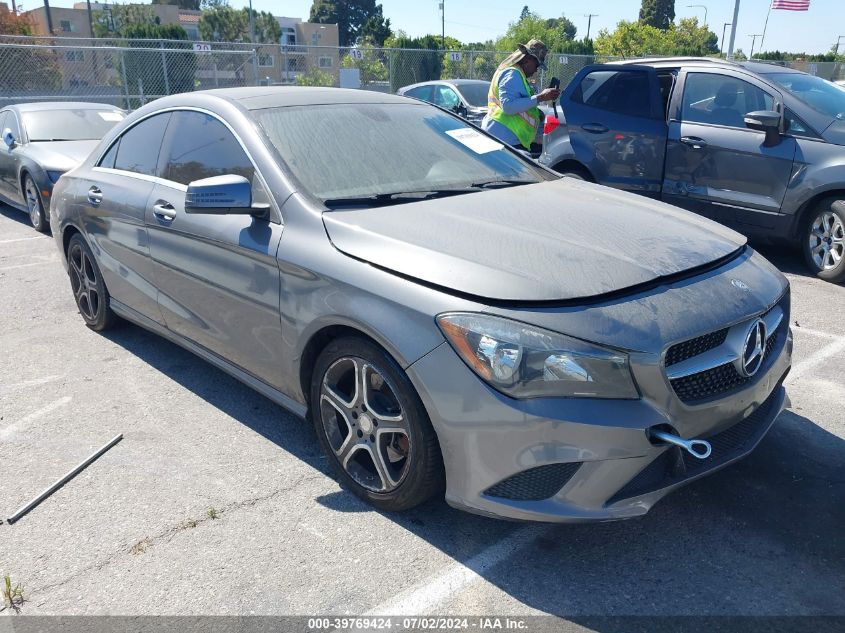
[397,79,489,125]
[0,102,125,232]
[51,88,792,522]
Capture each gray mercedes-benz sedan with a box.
[0,102,125,232]
[50,88,792,522]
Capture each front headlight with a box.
[46,170,64,184]
[436,313,639,399]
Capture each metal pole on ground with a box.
[727,0,741,61]
[721,22,731,57]
[760,5,773,55]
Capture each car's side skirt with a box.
[110,298,308,420]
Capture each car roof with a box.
[9,101,123,112]
[196,86,414,110]
[609,57,807,77]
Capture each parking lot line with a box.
[367,525,548,616]
[0,396,72,440]
[0,258,58,272]
[0,375,64,396]
[787,336,845,384]
[791,325,838,340]
[0,236,49,244]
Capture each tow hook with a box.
[649,429,712,460]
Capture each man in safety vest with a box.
[482,39,560,151]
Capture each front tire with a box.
[24,174,49,233]
[310,337,444,512]
[67,234,117,331]
[802,198,845,283]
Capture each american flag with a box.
[771,0,810,10]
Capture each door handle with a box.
[87,186,103,205]
[680,136,708,150]
[581,123,609,134]
[153,202,176,222]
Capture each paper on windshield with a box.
[99,112,124,121]
[445,128,503,154]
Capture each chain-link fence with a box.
[1,35,843,109]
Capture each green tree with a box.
[296,66,334,86]
[594,20,674,57]
[673,18,718,56]
[120,23,196,103]
[93,4,161,37]
[198,6,280,43]
[519,6,531,21]
[361,7,391,47]
[341,43,388,85]
[639,0,675,30]
[384,32,445,91]
[309,0,387,47]
[495,12,578,54]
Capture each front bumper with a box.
[407,317,792,523]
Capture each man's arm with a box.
[497,68,539,115]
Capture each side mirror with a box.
[456,104,468,117]
[745,110,781,147]
[2,128,16,149]
[185,174,264,216]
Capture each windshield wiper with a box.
[323,188,478,208]
[468,179,538,189]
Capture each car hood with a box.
[323,178,747,302]
[21,140,100,172]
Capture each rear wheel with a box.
[310,337,444,511]
[802,198,845,283]
[67,234,117,331]
[24,175,49,233]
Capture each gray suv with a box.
[540,58,845,282]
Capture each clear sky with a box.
[24,0,845,55]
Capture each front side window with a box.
[573,70,653,118]
[113,113,171,175]
[1,111,21,140]
[682,73,774,128]
[255,103,544,202]
[434,86,460,110]
[23,108,124,142]
[160,111,254,186]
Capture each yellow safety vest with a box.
[487,65,542,150]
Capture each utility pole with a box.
[720,23,731,57]
[43,0,54,35]
[836,36,845,56]
[439,0,445,49]
[749,33,762,59]
[248,0,258,85]
[727,0,740,61]
[584,14,598,41]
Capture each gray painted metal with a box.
[50,88,792,522]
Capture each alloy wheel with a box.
[319,357,411,493]
[808,210,845,271]
[25,178,42,228]
[68,243,100,321]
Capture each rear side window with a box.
[573,70,653,118]
[404,86,434,103]
[113,113,171,175]
[159,111,254,186]
[681,73,774,128]
[98,140,119,169]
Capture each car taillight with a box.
[544,115,560,135]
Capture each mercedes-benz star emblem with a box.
[739,319,767,377]
[731,279,751,292]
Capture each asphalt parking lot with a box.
[0,202,843,621]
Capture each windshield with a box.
[23,108,125,142]
[767,73,845,120]
[255,103,542,203]
[458,83,490,107]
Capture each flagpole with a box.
[760,3,773,54]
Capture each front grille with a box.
[665,328,728,367]
[666,291,789,404]
[607,384,783,505]
[484,462,582,501]
[671,362,748,403]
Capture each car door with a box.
[662,69,797,230]
[0,110,23,203]
[562,65,667,196]
[146,109,285,387]
[433,85,463,116]
[82,112,171,323]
